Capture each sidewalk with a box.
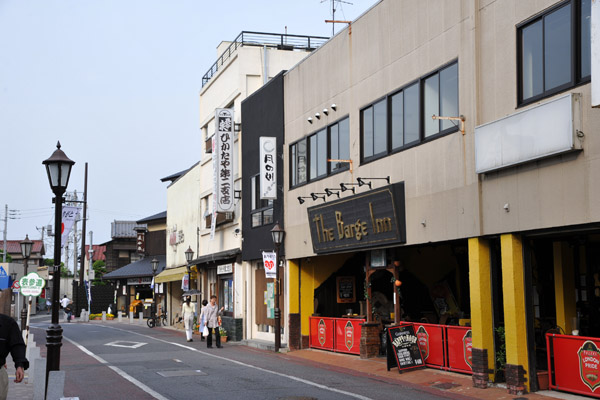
[283,348,586,400]
[6,354,33,400]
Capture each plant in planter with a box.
[219,327,228,342]
[495,326,506,382]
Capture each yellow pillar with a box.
[553,242,576,334]
[468,237,495,383]
[501,233,530,392]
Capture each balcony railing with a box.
[201,31,329,87]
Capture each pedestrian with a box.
[199,299,208,341]
[46,299,51,314]
[60,295,70,309]
[0,313,29,400]
[199,295,223,348]
[64,302,73,323]
[181,296,196,342]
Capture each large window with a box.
[250,175,273,228]
[518,0,591,105]
[361,61,459,162]
[290,117,349,188]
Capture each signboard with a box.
[127,277,152,286]
[336,276,355,303]
[215,108,234,212]
[266,282,274,319]
[262,251,277,279]
[136,232,146,254]
[61,206,81,249]
[259,137,277,200]
[307,183,406,254]
[18,272,46,297]
[579,341,600,392]
[217,263,233,275]
[386,324,425,373]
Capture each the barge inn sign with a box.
[307,183,406,254]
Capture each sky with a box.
[0,0,376,267]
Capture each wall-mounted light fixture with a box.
[324,188,341,198]
[310,193,326,202]
[315,112,321,120]
[340,183,359,194]
[357,176,390,189]
[297,196,312,204]
[307,117,313,124]
[331,104,337,111]
[322,108,329,116]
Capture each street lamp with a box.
[19,234,33,331]
[185,246,194,270]
[270,222,285,352]
[42,141,75,389]
[151,258,158,319]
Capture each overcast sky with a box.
[0,0,375,267]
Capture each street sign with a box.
[11,280,20,290]
[19,272,46,297]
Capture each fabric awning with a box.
[154,266,196,283]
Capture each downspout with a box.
[263,45,268,85]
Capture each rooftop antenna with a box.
[322,0,353,37]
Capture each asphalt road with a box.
[29,317,459,400]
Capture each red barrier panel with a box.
[334,318,364,355]
[547,333,600,398]
[445,326,473,374]
[414,323,446,369]
[309,317,335,351]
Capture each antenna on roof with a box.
[322,0,353,37]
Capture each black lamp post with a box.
[151,258,158,319]
[185,246,194,271]
[270,223,285,352]
[42,141,75,389]
[19,234,33,331]
[10,272,16,316]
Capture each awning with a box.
[154,266,196,283]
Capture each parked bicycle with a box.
[147,312,167,328]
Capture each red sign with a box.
[463,330,473,368]
[579,341,600,392]
[344,321,353,351]
[333,318,363,354]
[318,319,327,346]
[417,325,429,359]
[11,281,20,290]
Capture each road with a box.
[29,316,462,400]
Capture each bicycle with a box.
[147,312,167,328]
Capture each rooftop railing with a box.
[201,31,329,87]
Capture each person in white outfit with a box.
[181,296,196,342]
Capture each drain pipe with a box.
[263,45,268,84]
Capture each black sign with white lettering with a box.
[307,183,406,254]
[386,324,425,373]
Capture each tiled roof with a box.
[111,221,143,238]
[3,240,45,255]
[137,211,166,224]
[103,255,166,279]
[84,245,106,261]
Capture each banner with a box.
[215,108,234,212]
[259,137,277,199]
[182,273,189,291]
[61,206,81,248]
[262,251,277,279]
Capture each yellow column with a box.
[553,242,576,334]
[501,233,530,392]
[468,237,495,382]
[288,260,300,314]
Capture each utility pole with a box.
[72,191,78,277]
[2,205,18,262]
[79,163,88,285]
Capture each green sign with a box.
[19,272,45,297]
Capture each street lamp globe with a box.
[42,141,75,194]
[271,223,285,246]
[151,258,159,274]
[20,234,33,260]
[185,246,194,264]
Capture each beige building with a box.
[282,0,598,395]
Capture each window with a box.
[219,275,233,314]
[518,0,591,105]
[250,175,273,228]
[330,118,349,172]
[290,117,350,187]
[361,61,459,162]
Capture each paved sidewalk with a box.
[6,354,33,400]
[285,348,585,400]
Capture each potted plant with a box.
[219,327,228,343]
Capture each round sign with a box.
[19,272,46,297]
[11,280,20,290]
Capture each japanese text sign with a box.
[19,272,46,297]
[259,137,277,200]
[215,108,234,212]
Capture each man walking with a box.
[0,314,29,400]
[199,295,223,348]
[60,295,71,322]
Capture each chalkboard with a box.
[386,324,425,373]
[336,276,355,304]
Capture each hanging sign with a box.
[61,206,81,249]
[215,108,234,212]
[262,251,277,279]
[182,273,190,291]
[19,272,46,297]
[259,137,277,200]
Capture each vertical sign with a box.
[259,137,277,199]
[215,108,234,212]
[136,232,145,255]
[262,251,277,279]
[592,0,599,107]
[61,206,81,248]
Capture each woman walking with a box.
[181,296,196,342]
[200,295,223,348]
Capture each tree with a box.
[92,260,107,286]
[44,259,69,277]
[0,250,12,262]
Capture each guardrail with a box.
[309,316,364,355]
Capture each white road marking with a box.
[105,340,147,349]
[95,325,373,400]
[62,336,169,400]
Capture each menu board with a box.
[386,324,425,373]
[336,276,356,303]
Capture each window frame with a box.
[250,174,273,228]
[360,60,459,164]
[516,0,591,107]
[289,115,350,189]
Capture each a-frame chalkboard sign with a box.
[386,324,425,373]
